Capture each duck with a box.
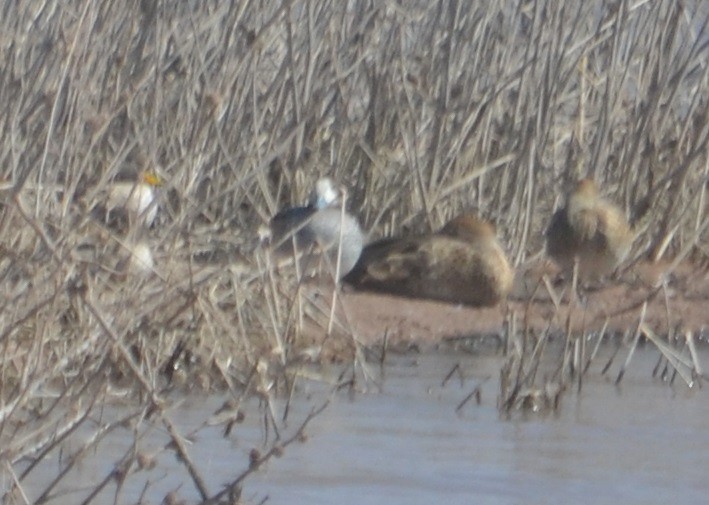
[104,171,162,229]
[343,214,514,307]
[545,178,633,281]
[268,177,364,279]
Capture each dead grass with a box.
[0,0,707,502]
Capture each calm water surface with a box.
[243,350,708,505]
[17,346,709,504]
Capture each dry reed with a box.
[0,0,707,501]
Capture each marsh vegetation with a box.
[0,0,707,502]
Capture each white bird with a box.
[105,171,161,228]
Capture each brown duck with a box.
[344,214,513,307]
[546,178,633,280]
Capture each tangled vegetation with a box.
[0,0,706,502]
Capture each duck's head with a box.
[573,178,599,199]
[440,214,496,242]
[113,168,163,187]
[140,171,163,188]
[309,177,342,209]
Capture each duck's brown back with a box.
[345,216,512,307]
[546,179,632,278]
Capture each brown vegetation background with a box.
[0,0,707,502]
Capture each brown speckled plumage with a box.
[546,179,633,279]
[344,214,513,307]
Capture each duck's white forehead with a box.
[315,177,339,205]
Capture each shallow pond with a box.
[244,349,708,505]
[13,345,709,504]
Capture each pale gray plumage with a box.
[269,177,364,278]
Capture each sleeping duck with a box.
[268,177,364,279]
[546,178,633,281]
[344,214,513,307]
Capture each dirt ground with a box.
[325,260,709,347]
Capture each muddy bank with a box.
[312,261,709,347]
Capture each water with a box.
[244,351,708,505]
[9,347,708,504]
